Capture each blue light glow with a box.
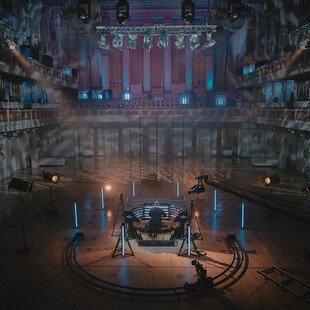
[74,202,78,228]
[187,225,191,256]
[122,90,132,101]
[101,188,104,209]
[78,90,89,100]
[121,223,125,257]
[206,75,213,91]
[213,189,217,212]
[241,202,245,229]
[179,94,190,105]
[215,94,226,107]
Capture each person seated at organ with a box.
[149,201,167,227]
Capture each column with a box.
[164,36,172,92]
[99,52,110,90]
[185,36,193,92]
[122,36,130,91]
[143,48,151,92]
[192,127,196,157]
[94,125,98,157]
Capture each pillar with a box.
[122,36,130,91]
[185,36,193,92]
[143,48,151,93]
[164,36,172,92]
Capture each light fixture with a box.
[157,33,168,50]
[189,33,200,51]
[128,34,138,49]
[142,34,153,51]
[98,34,110,50]
[43,171,61,184]
[8,177,33,193]
[78,0,91,23]
[203,32,216,48]
[262,174,280,186]
[112,33,123,50]
[182,0,195,24]
[105,184,112,191]
[116,0,129,25]
[5,39,16,51]
[122,90,132,101]
[175,34,185,49]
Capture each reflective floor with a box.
[0,156,309,309]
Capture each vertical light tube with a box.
[121,223,125,258]
[214,189,217,212]
[241,202,245,229]
[176,182,180,197]
[101,188,104,210]
[132,181,135,197]
[74,202,78,228]
[187,224,191,256]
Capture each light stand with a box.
[111,192,126,236]
[112,222,134,258]
[8,177,34,255]
[43,171,60,216]
[178,223,201,257]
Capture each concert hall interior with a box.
[0,1,310,309]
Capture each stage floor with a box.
[0,157,309,309]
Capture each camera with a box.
[188,184,205,195]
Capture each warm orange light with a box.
[195,211,199,217]
[105,184,112,191]
[107,210,113,218]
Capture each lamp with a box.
[175,34,185,49]
[8,177,33,193]
[5,39,17,51]
[203,32,216,48]
[116,0,129,25]
[112,33,123,50]
[142,34,153,51]
[78,0,91,23]
[128,34,138,49]
[182,0,195,24]
[189,33,200,51]
[262,174,280,186]
[43,171,60,184]
[98,34,110,50]
[157,32,168,50]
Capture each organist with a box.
[148,200,167,227]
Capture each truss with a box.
[96,24,217,35]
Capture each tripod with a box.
[178,223,201,257]
[17,194,33,255]
[45,185,58,216]
[112,222,134,258]
[111,193,126,236]
[188,200,203,240]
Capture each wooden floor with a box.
[0,157,309,310]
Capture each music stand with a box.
[8,177,34,255]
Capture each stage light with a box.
[190,34,200,51]
[116,0,129,25]
[105,184,112,191]
[128,34,138,49]
[98,34,110,50]
[175,34,185,49]
[203,32,216,48]
[43,171,60,184]
[78,0,91,23]
[8,177,33,193]
[112,33,123,50]
[5,39,16,51]
[182,0,195,24]
[122,90,132,101]
[142,34,153,51]
[157,33,168,50]
[262,174,280,186]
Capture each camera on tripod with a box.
[188,175,208,195]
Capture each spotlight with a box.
[142,34,153,51]
[122,90,132,101]
[78,0,91,23]
[112,33,123,50]
[5,39,17,51]
[157,33,168,50]
[43,171,60,184]
[8,177,33,193]
[203,32,216,48]
[262,174,280,186]
[98,35,110,50]
[175,34,185,49]
[128,34,138,49]
[116,0,129,25]
[105,184,112,191]
[189,33,200,51]
[182,0,195,24]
